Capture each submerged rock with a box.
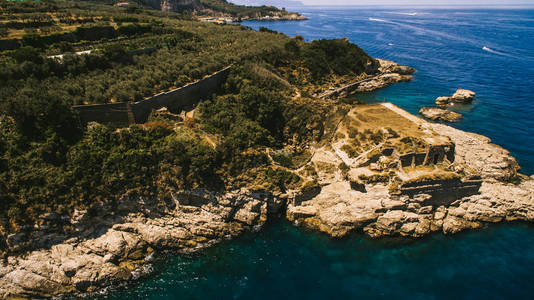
[419,107,462,122]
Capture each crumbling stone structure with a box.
[73,66,231,127]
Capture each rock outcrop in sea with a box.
[419,107,462,122]
[436,88,476,106]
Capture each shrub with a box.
[272,151,292,168]
[259,27,278,34]
[339,162,350,172]
[341,144,358,158]
[348,127,359,139]
[7,46,42,63]
[265,167,300,191]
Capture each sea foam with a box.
[368,17,389,23]
[482,46,513,58]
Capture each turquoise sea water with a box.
[100,8,534,299]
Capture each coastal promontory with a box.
[0,1,533,298]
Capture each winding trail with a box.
[318,74,382,99]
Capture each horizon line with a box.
[282,4,534,9]
[294,4,534,7]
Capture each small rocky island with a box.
[436,88,476,106]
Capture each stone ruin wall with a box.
[399,177,482,207]
[73,66,231,127]
[395,144,479,206]
[72,102,133,128]
[397,144,455,168]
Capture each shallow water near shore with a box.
[100,8,534,299]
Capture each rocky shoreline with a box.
[319,59,415,100]
[0,190,286,298]
[2,103,533,298]
[287,104,533,238]
[1,67,533,298]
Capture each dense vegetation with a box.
[195,0,281,18]
[0,0,376,253]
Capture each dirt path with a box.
[318,75,381,99]
[204,135,217,148]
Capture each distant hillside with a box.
[229,0,304,8]
[138,0,301,17]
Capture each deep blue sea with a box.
[100,8,534,299]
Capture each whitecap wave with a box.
[386,11,430,16]
[483,46,505,56]
[368,17,388,23]
[481,46,520,59]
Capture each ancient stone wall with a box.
[400,178,482,206]
[399,152,427,167]
[398,144,455,168]
[72,102,133,127]
[424,145,455,165]
[131,66,231,123]
[73,66,231,127]
[320,77,375,100]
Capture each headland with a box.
[1,58,533,298]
